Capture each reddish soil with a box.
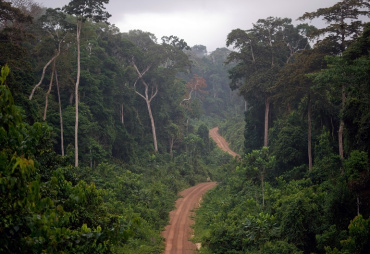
[161,127,238,253]
[209,127,240,158]
[162,182,217,254]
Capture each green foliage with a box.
[194,144,365,254]
[0,65,138,253]
[325,215,370,254]
[2,1,370,253]
[197,123,211,155]
[63,0,111,23]
[194,6,370,254]
[244,212,279,245]
[311,129,341,182]
[269,111,307,175]
[185,46,244,122]
[298,0,369,53]
[261,241,303,254]
[243,107,264,153]
[276,187,323,252]
[344,150,368,182]
[218,115,245,155]
[316,225,347,253]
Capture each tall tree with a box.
[131,60,159,152]
[126,30,190,153]
[245,147,275,207]
[34,8,72,155]
[271,47,327,171]
[29,7,69,101]
[0,0,32,29]
[299,0,370,159]
[63,0,110,167]
[342,23,370,157]
[227,17,309,147]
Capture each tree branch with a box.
[29,40,61,100]
[148,83,158,102]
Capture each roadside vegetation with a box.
[1,0,369,253]
[193,1,370,253]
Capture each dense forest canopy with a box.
[1,0,369,253]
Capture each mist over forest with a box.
[1,0,369,253]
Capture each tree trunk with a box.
[55,69,64,156]
[146,100,158,152]
[121,103,124,124]
[75,22,81,167]
[308,96,312,171]
[338,85,346,175]
[29,44,61,100]
[356,194,360,216]
[132,62,158,152]
[169,136,174,158]
[264,97,270,147]
[90,148,93,169]
[338,120,344,158]
[43,60,55,121]
[261,172,265,208]
[338,85,346,161]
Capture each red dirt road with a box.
[161,127,238,253]
[209,127,240,158]
[162,182,217,254]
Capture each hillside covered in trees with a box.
[1,0,369,253]
[193,1,370,253]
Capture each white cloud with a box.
[35,0,351,52]
[116,11,230,50]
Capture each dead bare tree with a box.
[132,60,158,152]
[181,74,207,105]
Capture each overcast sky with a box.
[36,0,340,52]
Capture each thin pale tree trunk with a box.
[29,42,61,100]
[261,172,265,208]
[169,136,174,158]
[121,103,124,124]
[356,194,360,216]
[75,22,81,167]
[264,97,270,147]
[146,99,158,152]
[132,62,158,152]
[55,69,64,156]
[338,120,344,159]
[338,85,346,162]
[43,60,55,121]
[308,96,312,171]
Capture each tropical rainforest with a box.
[0,0,369,253]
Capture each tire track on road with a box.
[209,127,240,158]
[162,182,217,254]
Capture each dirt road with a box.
[162,182,217,254]
[161,127,238,253]
[209,127,240,158]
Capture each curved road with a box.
[162,182,217,254]
[209,127,240,158]
[162,126,238,253]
